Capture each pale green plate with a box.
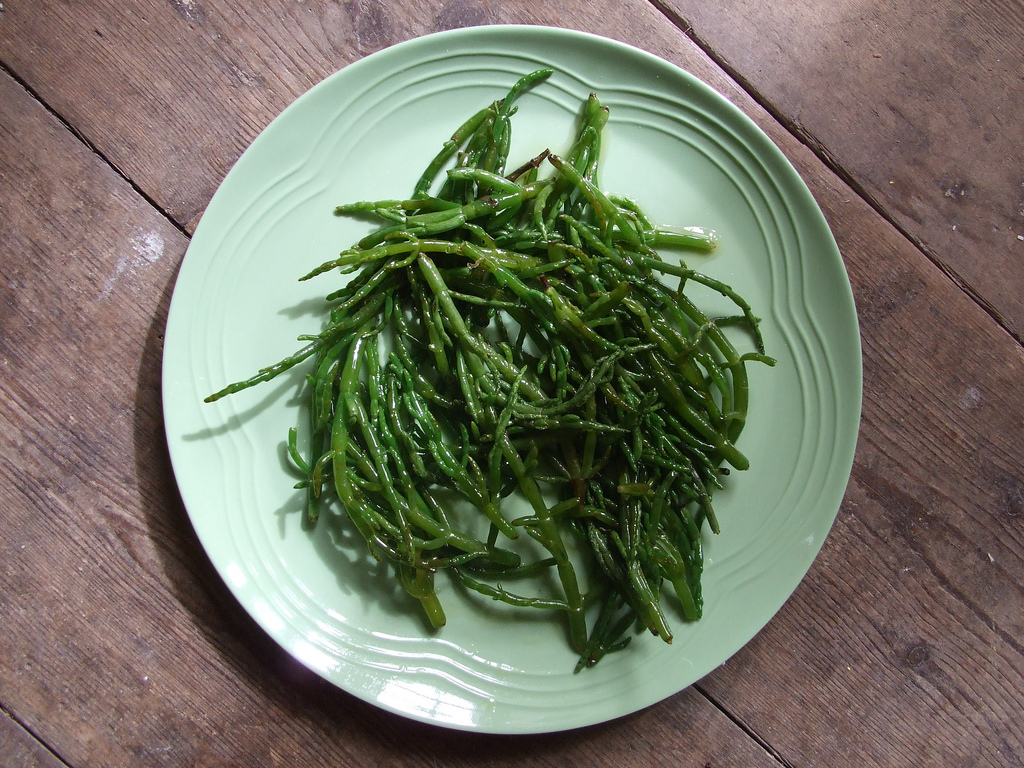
[162,26,861,734]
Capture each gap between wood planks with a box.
[0,702,72,768]
[695,683,797,768]
[0,60,191,244]
[647,0,1024,351]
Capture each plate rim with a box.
[162,24,863,734]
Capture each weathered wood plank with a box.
[0,709,67,768]
[0,64,782,768]
[654,0,1024,342]
[697,129,1024,765]
[0,0,701,234]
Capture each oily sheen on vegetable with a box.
[205,69,775,671]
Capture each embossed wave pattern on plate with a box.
[164,26,860,734]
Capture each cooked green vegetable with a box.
[206,69,774,670]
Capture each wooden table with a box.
[1,2,1021,765]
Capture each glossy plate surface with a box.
[162,26,861,734]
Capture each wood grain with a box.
[0,57,781,768]
[654,0,1024,342]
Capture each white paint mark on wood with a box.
[99,230,164,299]
[958,387,982,410]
